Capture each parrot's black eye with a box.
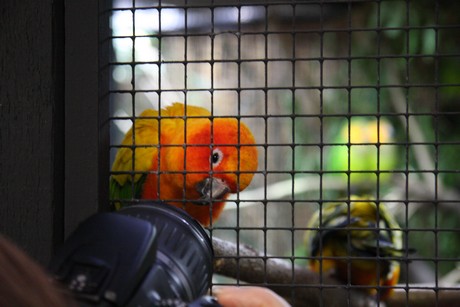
[210,148,223,167]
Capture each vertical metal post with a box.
[64,0,110,238]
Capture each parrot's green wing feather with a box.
[109,175,147,209]
[110,109,159,209]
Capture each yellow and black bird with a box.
[306,196,405,300]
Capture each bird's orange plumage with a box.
[110,103,258,226]
[309,242,401,299]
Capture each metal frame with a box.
[64,0,111,238]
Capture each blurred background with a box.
[108,0,460,286]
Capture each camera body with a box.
[49,202,219,307]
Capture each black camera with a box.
[49,202,221,307]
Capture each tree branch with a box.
[212,237,372,307]
[386,287,460,307]
[212,237,460,307]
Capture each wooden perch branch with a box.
[212,237,460,307]
[386,288,460,307]
[212,237,371,307]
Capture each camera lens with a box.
[119,203,214,305]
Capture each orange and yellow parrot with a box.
[306,196,404,300]
[110,102,258,226]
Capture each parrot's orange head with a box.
[165,117,258,202]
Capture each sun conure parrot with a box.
[326,117,397,193]
[305,196,405,300]
[110,102,258,226]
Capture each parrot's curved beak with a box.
[195,177,230,205]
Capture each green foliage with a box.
[409,206,460,276]
[293,1,460,281]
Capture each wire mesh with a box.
[106,1,460,306]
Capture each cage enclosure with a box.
[104,1,460,306]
